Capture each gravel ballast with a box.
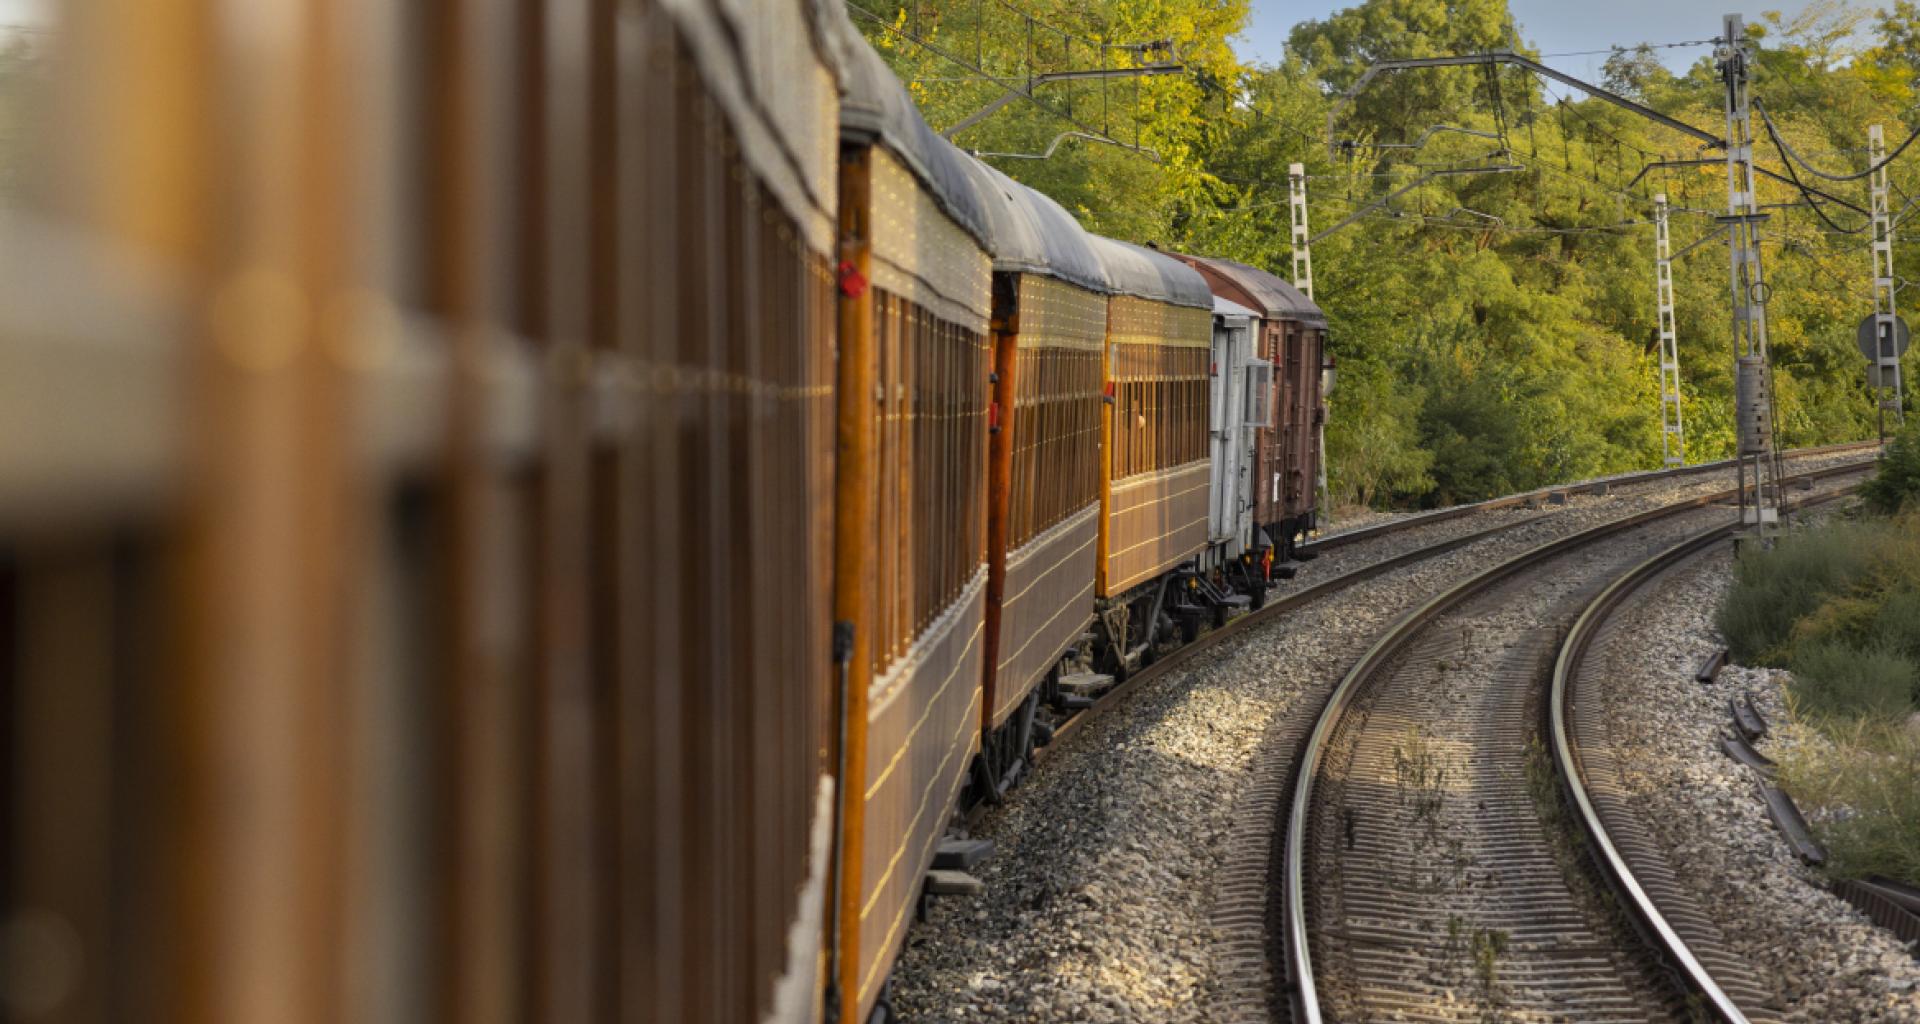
[886,456,1885,1022]
[1584,538,1920,1023]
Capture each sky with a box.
[1236,0,1863,81]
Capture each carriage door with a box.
[1209,313,1249,545]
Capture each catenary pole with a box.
[1716,14,1785,531]
[1654,194,1686,465]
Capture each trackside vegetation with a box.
[853,0,1920,512]
[1716,425,1920,884]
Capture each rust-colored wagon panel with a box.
[1167,253,1328,548]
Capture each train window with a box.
[1245,360,1273,429]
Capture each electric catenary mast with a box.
[1289,162,1330,511]
[1289,162,1314,300]
[1716,15,1784,528]
[1868,123,1906,434]
[1654,193,1686,466]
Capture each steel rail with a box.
[1280,458,1873,1024]
[1043,441,1876,762]
[1299,439,1879,556]
[1549,481,1864,1024]
[1036,517,1536,760]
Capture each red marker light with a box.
[836,260,868,298]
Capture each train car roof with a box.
[960,158,1110,294]
[1086,236,1214,310]
[827,10,993,248]
[1170,253,1327,326]
[1213,295,1261,320]
[652,0,843,255]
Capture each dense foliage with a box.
[855,0,1920,511]
[1717,508,1920,884]
[1860,419,1920,511]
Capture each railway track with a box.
[1280,461,1872,1024]
[1548,483,1866,1024]
[1035,440,1878,762]
[901,447,1885,1022]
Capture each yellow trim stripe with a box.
[863,616,985,802]
[1000,529,1097,612]
[1107,508,1210,560]
[997,577,1094,676]
[858,680,982,941]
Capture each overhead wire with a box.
[1752,97,1920,182]
[1754,113,1871,235]
[1529,38,1722,60]
[842,1,1151,157]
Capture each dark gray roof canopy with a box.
[1180,254,1327,326]
[828,10,993,247]
[1086,236,1214,310]
[961,159,1109,293]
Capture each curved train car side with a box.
[830,21,1003,1022]
[0,3,1328,1023]
[964,159,1114,804]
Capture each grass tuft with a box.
[1774,718,1920,885]
[1786,642,1919,721]
[1717,506,1920,886]
[1860,420,1920,515]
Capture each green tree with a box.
[861,0,1920,510]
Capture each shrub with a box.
[1775,719,1920,885]
[1716,522,1884,664]
[1859,420,1920,514]
[1719,507,1920,885]
[1875,588,1920,660]
[1787,641,1919,720]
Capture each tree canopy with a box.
[853,0,1920,511]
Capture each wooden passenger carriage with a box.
[3,0,847,1021]
[830,22,997,1023]
[1087,238,1216,602]
[962,160,1111,773]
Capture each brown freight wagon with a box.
[1168,255,1328,557]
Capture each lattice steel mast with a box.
[1289,162,1314,299]
[1868,122,1906,435]
[1716,15,1784,528]
[1654,193,1686,465]
[1288,162,1331,517]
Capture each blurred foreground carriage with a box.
[0,2,1324,1021]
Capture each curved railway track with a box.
[1037,441,1878,764]
[1548,484,1864,1024]
[1281,461,1872,1024]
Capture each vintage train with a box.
[0,1,1324,1023]
[695,5,1332,1020]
